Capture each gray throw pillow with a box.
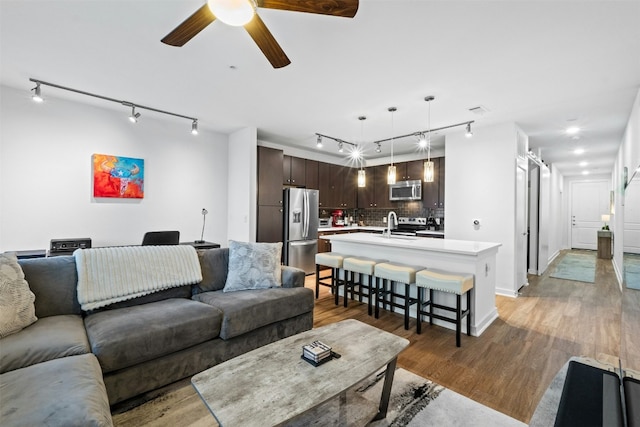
[0,252,37,337]
[223,241,282,292]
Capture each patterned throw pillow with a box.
[0,252,37,338]
[223,241,282,292]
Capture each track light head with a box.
[465,122,473,138]
[129,106,141,123]
[316,135,323,148]
[418,133,427,148]
[191,120,199,135]
[375,142,382,153]
[31,83,44,103]
[338,141,344,153]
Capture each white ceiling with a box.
[1,0,639,176]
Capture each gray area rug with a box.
[112,368,525,426]
[550,252,596,283]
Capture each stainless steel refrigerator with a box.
[283,188,319,275]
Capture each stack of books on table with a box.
[302,341,332,365]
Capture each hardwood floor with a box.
[306,249,626,423]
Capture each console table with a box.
[181,241,221,249]
[597,230,613,259]
[13,241,221,259]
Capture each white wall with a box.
[445,122,519,297]
[0,85,229,251]
[612,89,640,284]
[227,127,257,243]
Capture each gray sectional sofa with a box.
[0,247,314,426]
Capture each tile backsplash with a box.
[320,202,444,228]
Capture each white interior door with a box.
[571,180,609,250]
[516,165,528,289]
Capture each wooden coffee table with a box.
[191,319,409,426]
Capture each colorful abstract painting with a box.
[92,154,144,198]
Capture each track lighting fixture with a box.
[28,78,198,135]
[31,82,44,103]
[129,106,141,123]
[314,99,474,162]
[418,133,427,148]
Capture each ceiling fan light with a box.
[208,0,256,26]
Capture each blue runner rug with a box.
[624,253,640,290]
[550,252,596,283]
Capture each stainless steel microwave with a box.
[389,180,422,201]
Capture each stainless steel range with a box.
[391,217,428,236]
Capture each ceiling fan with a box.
[161,0,359,69]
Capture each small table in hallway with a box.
[191,319,409,426]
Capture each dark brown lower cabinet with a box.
[257,205,283,243]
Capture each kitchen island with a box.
[321,233,501,336]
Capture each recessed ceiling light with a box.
[574,148,585,155]
[579,161,588,167]
[566,126,580,135]
[582,170,590,175]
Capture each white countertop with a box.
[321,232,501,256]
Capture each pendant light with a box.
[387,107,397,185]
[358,116,367,187]
[423,96,435,183]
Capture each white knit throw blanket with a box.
[75,245,202,311]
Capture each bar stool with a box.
[373,262,421,330]
[342,256,386,314]
[415,269,474,347]
[315,252,346,305]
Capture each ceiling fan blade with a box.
[257,0,359,18]
[244,14,291,68]
[161,4,216,47]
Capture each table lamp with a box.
[196,208,208,243]
[601,214,610,230]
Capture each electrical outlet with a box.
[383,217,387,223]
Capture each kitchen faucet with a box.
[385,211,398,237]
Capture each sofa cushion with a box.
[0,353,112,427]
[0,252,37,338]
[192,287,314,340]
[195,247,229,293]
[84,298,222,373]
[223,241,282,292]
[19,255,82,317]
[0,314,90,374]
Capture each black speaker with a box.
[49,238,92,256]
